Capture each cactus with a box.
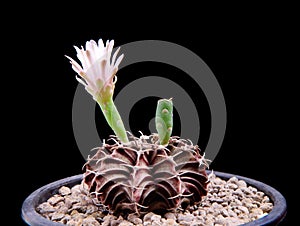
[83,133,209,215]
[67,37,209,217]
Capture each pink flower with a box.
[66,39,124,101]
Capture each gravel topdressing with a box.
[37,172,273,225]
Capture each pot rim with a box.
[21,170,287,226]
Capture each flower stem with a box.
[97,97,129,143]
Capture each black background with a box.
[9,30,292,225]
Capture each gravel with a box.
[37,172,273,225]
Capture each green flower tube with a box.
[97,97,129,143]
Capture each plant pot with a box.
[21,171,287,226]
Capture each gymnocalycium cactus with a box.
[67,38,209,216]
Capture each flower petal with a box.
[74,45,81,55]
[86,41,92,51]
[98,39,104,49]
[104,40,114,79]
[75,75,88,86]
[77,46,89,70]
[65,55,84,75]
[90,40,101,60]
[107,40,114,54]
[114,53,124,69]
[85,86,97,100]
[73,46,85,68]
[111,47,121,66]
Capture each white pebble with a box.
[58,186,71,196]
[238,180,247,187]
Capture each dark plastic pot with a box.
[21,171,287,226]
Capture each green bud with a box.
[155,98,173,145]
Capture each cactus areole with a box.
[67,38,209,216]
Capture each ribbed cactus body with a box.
[83,134,209,215]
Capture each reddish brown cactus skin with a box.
[83,134,209,215]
